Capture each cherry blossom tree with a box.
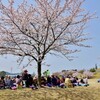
[0,0,93,85]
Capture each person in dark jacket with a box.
[22,70,29,87]
[27,74,33,87]
[0,76,5,89]
[51,75,57,87]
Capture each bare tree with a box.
[0,0,93,86]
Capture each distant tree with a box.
[90,68,96,72]
[79,69,85,74]
[73,69,77,71]
[53,72,60,76]
[62,70,66,72]
[72,72,82,78]
[95,64,98,69]
[0,0,93,86]
[83,70,94,78]
[0,71,6,77]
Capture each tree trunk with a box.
[37,61,41,86]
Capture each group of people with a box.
[0,70,38,90]
[0,70,89,90]
[41,75,89,88]
[65,76,89,87]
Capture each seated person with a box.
[78,78,89,86]
[65,76,73,88]
[0,76,5,89]
[16,75,22,88]
[41,76,47,87]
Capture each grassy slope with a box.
[93,68,100,78]
[0,78,100,100]
[1,68,100,100]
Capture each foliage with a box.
[95,64,98,69]
[89,68,96,72]
[79,69,85,74]
[72,72,83,78]
[83,70,94,78]
[53,69,95,79]
[52,72,60,76]
[0,71,6,77]
[0,0,93,85]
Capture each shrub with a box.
[90,68,96,72]
[83,71,94,78]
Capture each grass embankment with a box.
[0,78,100,100]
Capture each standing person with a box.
[43,70,50,77]
[46,70,50,77]
[22,70,29,87]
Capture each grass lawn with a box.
[0,78,100,100]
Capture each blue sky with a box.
[0,0,100,75]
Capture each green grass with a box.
[93,73,100,78]
[0,78,100,100]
